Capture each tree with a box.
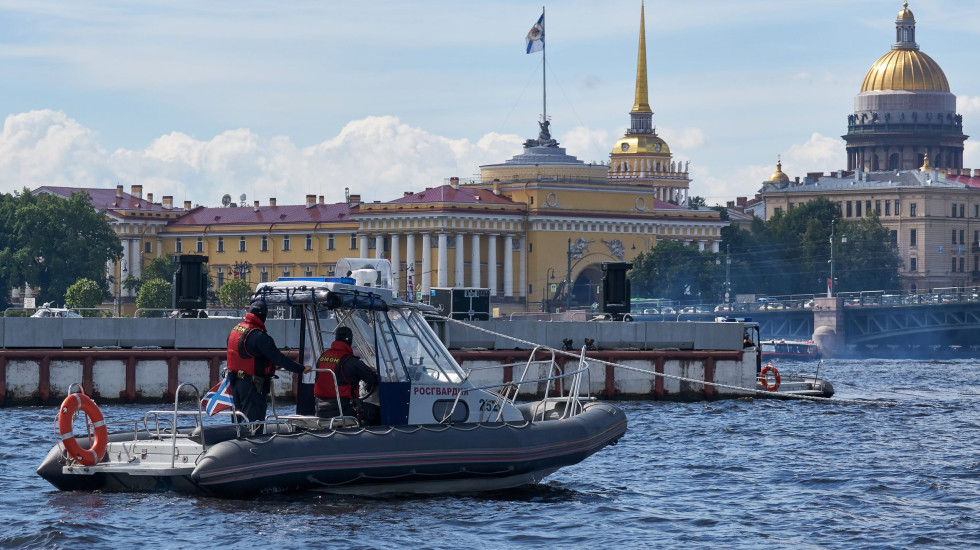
[629,241,723,302]
[218,278,253,310]
[0,189,121,306]
[64,278,107,317]
[688,196,707,209]
[143,255,178,284]
[136,278,173,317]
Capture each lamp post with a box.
[234,260,252,282]
[566,238,572,312]
[829,220,846,298]
[544,267,556,311]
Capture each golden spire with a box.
[919,153,932,172]
[631,1,652,114]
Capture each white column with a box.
[437,233,448,287]
[374,235,384,259]
[122,239,132,297]
[454,233,465,287]
[698,240,706,252]
[712,240,720,253]
[390,233,400,293]
[471,233,481,288]
[156,238,162,258]
[503,234,513,297]
[421,234,432,295]
[359,234,368,259]
[487,234,498,296]
[519,235,526,298]
[406,233,416,297]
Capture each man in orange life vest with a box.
[314,326,379,424]
[226,300,311,422]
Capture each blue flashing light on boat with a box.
[276,277,328,282]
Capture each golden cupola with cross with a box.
[607,1,690,205]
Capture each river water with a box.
[2,358,978,549]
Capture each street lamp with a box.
[544,267,556,311]
[566,238,573,312]
[234,260,252,282]
[829,220,847,297]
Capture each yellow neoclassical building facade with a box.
[35,3,725,314]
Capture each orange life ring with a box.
[57,392,108,466]
[759,364,781,392]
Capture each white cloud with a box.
[0,111,528,207]
[965,141,980,172]
[661,127,706,150]
[959,95,980,115]
[559,126,611,165]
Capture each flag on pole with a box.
[201,376,234,416]
[526,12,544,54]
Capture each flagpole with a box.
[541,5,546,127]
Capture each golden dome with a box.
[860,48,949,92]
[769,158,790,183]
[611,135,670,156]
[898,1,914,20]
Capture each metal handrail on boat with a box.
[309,367,362,429]
[140,382,206,468]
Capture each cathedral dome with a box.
[769,159,790,183]
[860,49,949,92]
[897,1,914,20]
[611,135,670,156]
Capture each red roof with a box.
[168,203,352,226]
[389,185,517,205]
[35,186,171,212]
[948,175,980,188]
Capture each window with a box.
[217,267,224,288]
[176,239,182,253]
[327,264,336,275]
[910,229,917,247]
[846,201,853,217]
[952,230,957,245]
[960,230,965,245]
[282,268,290,278]
[528,243,533,253]
[261,235,268,251]
[865,200,871,216]
[196,237,203,253]
[305,234,313,251]
[836,202,843,215]
[350,235,358,250]
[282,235,290,251]
[952,204,958,217]
[261,267,268,282]
[910,257,917,272]
[890,230,898,246]
[305,266,313,277]
[975,256,979,273]
[856,201,862,217]
[217,236,224,252]
[895,200,901,216]
[885,201,891,216]
[145,241,152,254]
[975,205,979,218]
[773,207,782,217]
[910,203,917,217]
[959,257,965,272]
[953,257,957,272]
[961,204,966,218]
[875,200,881,215]
[327,234,335,250]
[239,236,246,252]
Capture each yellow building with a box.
[33,3,725,314]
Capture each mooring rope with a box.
[433,315,899,406]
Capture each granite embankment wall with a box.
[0,318,756,405]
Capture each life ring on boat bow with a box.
[57,392,108,466]
[759,363,781,392]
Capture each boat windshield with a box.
[344,307,464,384]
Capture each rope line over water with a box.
[434,315,899,406]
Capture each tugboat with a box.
[38,259,627,496]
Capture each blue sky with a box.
[1,0,978,208]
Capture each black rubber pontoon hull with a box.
[192,402,627,496]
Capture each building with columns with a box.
[24,3,726,314]
[843,2,967,171]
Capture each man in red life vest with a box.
[314,326,379,424]
[226,300,311,423]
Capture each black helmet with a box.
[247,300,267,322]
[335,326,353,344]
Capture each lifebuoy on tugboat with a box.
[759,363,781,392]
[57,392,108,466]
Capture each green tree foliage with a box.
[687,196,707,209]
[720,197,902,297]
[629,241,723,302]
[218,278,253,309]
[64,278,107,316]
[143,255,178,284]
[136,278,173,316]
[0,189,122,308]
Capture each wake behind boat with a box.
[37,259,627,497]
